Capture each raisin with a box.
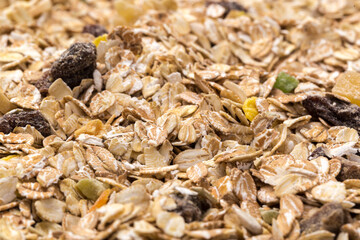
[50,42,97,89]
[82,24,108,37]
[300,203,347,234]
[170,193,211,223]
[337,158,360,181]
[206,1,247,17]
[34,71,52,97]
[0,117,12,134]
[303,95,360,132]
[0,110,52,137]
[308,147,327,160]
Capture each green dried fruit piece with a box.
[260,209,279,225]
[75,178,109,201]
[274,72,299,93]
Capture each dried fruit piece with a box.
[274,72,299,93]
[34,71,52,97]
[50,42,97,89]
[303,95,360,131]
[89,188,112,212]
[300,203,346,234]
[35,198,66,223]
[242,97,259,121]
[308,147,327,160]
[337,158,360,181]
[260,209,279,225]
[332,72,360,106]
[0,110,51,137]
[83,24,108,37]
[171,192,211,223]
[0,155,18,161]
[75,178,109,201]
[93,34,108,48]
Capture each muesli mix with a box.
[1,0,360,239]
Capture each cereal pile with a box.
[1,0,360,239]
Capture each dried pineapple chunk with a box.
[93,34,107,48]
[332,72,360,106]
[242,97,259,121]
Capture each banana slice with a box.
[35,198,66,223]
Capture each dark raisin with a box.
[82,24,108,37]
[337,158,360,181]
[308,147,327,160]
[0,110,52,137]
[34,71,52,97]
[170,193,211,223]
[303,95,360,132]
[300,203,347,234]
[206,1,247,18]
[50,42,97,89]
[0,117,12,134]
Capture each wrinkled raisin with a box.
[206,1,247,17]
[34,71,52,97]
[82,24,108,37]
[0,110,51,137]
[337,158,360,181]
[170,193,211,223]
[308,147,327,160]
[300,203,347,234]
[50,42,97,89]
[303,95,360,132]
[0,117,12,134]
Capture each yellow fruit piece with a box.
[242,97,259,121]
[89,188,112,212]
[227,10,247,19]
[74,119,105,138]
[0,155,18,161]
[93,34,107,47]
[332,72,360,106]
